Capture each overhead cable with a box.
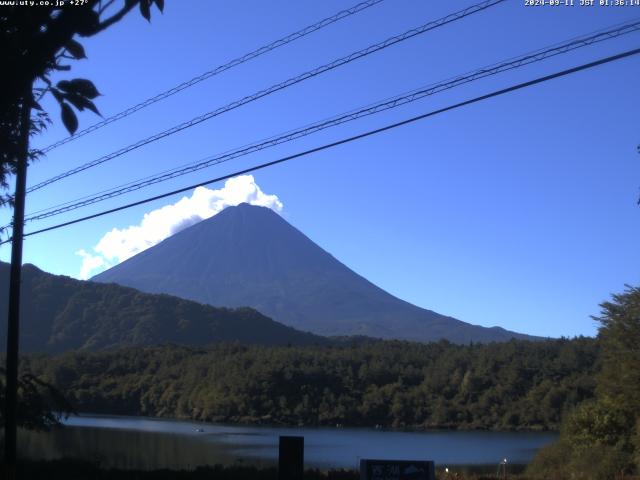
[4,46,637,245]
[38,0,387,154]
[27,0,506,193]
[22,19,640,223]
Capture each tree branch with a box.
[92,1,138,35]
[98,0,117,15]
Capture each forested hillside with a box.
[25,338,597,431]
[0,262,327,352]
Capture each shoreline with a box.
[66,411,560,435]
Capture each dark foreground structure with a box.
[4,460,529,480]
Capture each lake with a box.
[17,414,557,471]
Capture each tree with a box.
[0,368,74,431]
[595,285,640,473]
[0,0,164,207]
[594,285,640,416]
[528,285,640,478]
[0,1,164,475]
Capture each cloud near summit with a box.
[76,175,283,279]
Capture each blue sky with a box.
[1,0,639,338]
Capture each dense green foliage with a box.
[595,286,640,417]
[24,338,596,431]
[0,366,74,431]
[528,286,640,479]
[0,262,326,352]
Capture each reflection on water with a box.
[18,425,261,470]
[17,414,558,470]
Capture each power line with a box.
[21,19,640,223]
[4,46,638,246]
[26,0,506,194]
[38,0,387,154]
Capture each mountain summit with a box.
[93,203,536,343]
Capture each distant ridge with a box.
[0,261,327,353]
[93,203,539,343]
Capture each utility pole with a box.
[3,85,32,478]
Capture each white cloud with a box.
[75,249,109,280]
[77,175,282,279]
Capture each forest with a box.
[23,337,597,431]
[5,285,640,479]
[0,262,326,352]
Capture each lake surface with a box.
[17,414,557,471]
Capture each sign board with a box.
[360,459,436,480]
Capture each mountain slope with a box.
[0,262,326,353]
[93,203,537,343]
